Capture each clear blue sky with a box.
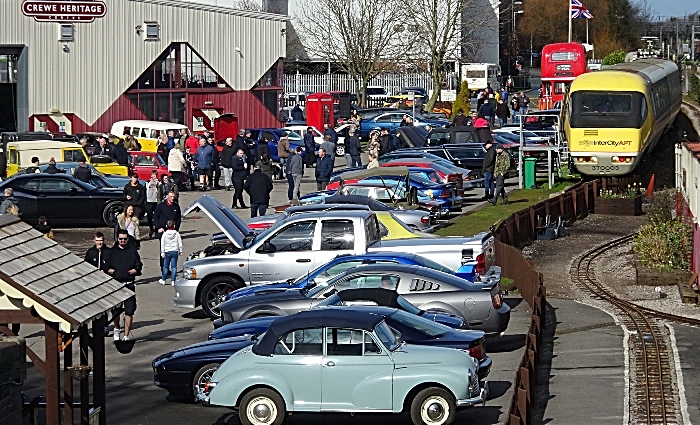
[646,0,699,19]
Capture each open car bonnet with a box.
[182,195,250,250]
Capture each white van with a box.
[460,63,501,96]
[110,120,189,153]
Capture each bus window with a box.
[466,70,485,79]
[131,127,140,137]
[8,148,17,164]
[140,128,149,138]
[551,52,576,62]
[123,126,131,136]
[554,83,567,94]
[150,129,159,139]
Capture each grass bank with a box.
[436,179,580,237]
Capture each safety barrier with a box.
[493,179,599,424]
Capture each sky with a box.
[645,0,699,19]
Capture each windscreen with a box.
[570,91,646,129]
[466,70,486,79]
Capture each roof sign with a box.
[22,0,107,23]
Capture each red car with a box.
[128,151,170,181]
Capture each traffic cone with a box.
[646,174,655,197]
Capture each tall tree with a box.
[297,0,407,107]
[398,0,493,111]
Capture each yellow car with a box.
[376,211,435,240]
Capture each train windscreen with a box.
[569,91,646,129]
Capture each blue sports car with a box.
[358,111,448,139]
[152,306,490,402]
[221,253,474,304]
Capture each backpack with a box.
[6,203,19,216]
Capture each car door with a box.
[266,328,323,411]
[248,220,317,284]
[313,219,358,269]
[321,328,394,410]
[37,177,89,223]
[10,178,40,220]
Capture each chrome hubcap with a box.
[427,402,443,421]
[421,396,448,424]
[246,396,276,425]
[253,403,271,421]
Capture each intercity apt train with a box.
[562,58,681,176]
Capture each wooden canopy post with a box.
[44,321,61,425]
[93,314,107,425]
[80,324,90,425]
[63,333,74,425]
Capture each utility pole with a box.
[693,25,696,61]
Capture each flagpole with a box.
[586,17,589,44]
[568,0,572,42]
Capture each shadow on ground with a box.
[531,301,557,425]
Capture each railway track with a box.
[570,234,700,425]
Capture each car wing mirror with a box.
[257,240,276,254]
[69,187,78,195]
[322,288,337,298]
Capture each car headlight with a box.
[183,268,197,280]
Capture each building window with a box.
[129,43,230,91]
[256,59,284,87]
[252,89,283,120]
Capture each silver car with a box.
[217,263,510,335]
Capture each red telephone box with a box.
[305,93,334,131]
[213,113,239,142]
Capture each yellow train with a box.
[562,58,681,176]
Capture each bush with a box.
[646,188,676,224]
[633,219,693,272]
[602,49,626,66]
[452,80,470,118]
[689,71,700,104]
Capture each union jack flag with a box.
[571,0,593,18]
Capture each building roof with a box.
[0,215,134,332]
[684,142,700,162]
[131,0,289,21]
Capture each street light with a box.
[509,0,524,76]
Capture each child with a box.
[159,220,182,285]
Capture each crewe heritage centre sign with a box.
[22,0,107,22]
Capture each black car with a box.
[396,143,517,174]
[0,173,125,227]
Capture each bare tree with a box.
[399,0,493,110]
[297,0,408,107]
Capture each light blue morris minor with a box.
[199,308,487,425]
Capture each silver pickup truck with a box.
[174,196,495,318]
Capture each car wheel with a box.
[191,363,219,402]
[239,388,285,425]
[410,387,456,425]
[335,144,345,156]
[102,200,125,227]
[200,276,243,319]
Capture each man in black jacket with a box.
[346,131,362,167]
[481,140,496,200]
[378,128,392,156]
[84,231,108,269]
[24,157,41,174]
[207,137,222,189]
[112,140,129,166]
[315,148,333,191]
[231,149,248,209]
[244,166,273,218]
[73,157,92,183]
[154,191,181,233]
[112,140,129,167]
[102,229,142,341]
[220,138,236,190]
[44,158,64,174]
[123,174,145,218]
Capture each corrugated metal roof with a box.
[0,215,134,330]
[131,0,289,21]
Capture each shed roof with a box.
[0,215,134,332]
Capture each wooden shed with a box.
[0,214,134,425]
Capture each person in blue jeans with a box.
[481,140,496,200]
[159,220,182,286]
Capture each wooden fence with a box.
[496,179,599,424]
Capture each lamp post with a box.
[512,3,523,76]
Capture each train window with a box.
[570,91,645,129]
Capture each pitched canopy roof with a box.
[0,215,134,332]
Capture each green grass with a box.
[436,178,580,237]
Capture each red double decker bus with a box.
[539,42,587,109]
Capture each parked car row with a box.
[153,193,505,424]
